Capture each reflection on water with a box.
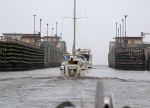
[87,65,150,81]
[0,66,150,108]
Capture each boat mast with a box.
[72,0,76,54]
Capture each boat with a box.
[60,54,88,77]
[60,0,88,77]
[76,48,92,68]
[56,81,116,108]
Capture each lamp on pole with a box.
[60,33,62,41]
[118,28,119,46]
[40,19,42,44]
[120,24,121,37]
[47,24,48,43]
[33,15,36,37]
[56,22,58,36]
[56,22,58,46]
[52,28,54,46]
[124,15,127,37]
[120,24,121,46]
[124,15,127,47]
[122,19,124,37]
[116,22,117,45]
[52,28,54,36]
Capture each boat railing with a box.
[0,36,40,49]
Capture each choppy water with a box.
[0,65,150,108]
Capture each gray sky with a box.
[1,0,150,65]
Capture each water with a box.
[0,65,150,108]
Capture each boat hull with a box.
[87,61,92,68]
[60,64,88,77]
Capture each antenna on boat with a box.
[72,0,76,55]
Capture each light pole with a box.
[118,28,119,46]
[52,28,54,36]
[47,24,48,43]
[116,22,117,45]
[122,19,124,37]
[120,25,121,37]
[46,24,49,67]
[120,24,121,46]
[52,28,54,45]
[124,15,127,46]
[60,33,62,41]
[124,15,127,37]
[40,19,42,44]
[56,22,58,36]
[33,15,36,37]
[56,22,58,46]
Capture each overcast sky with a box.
[1,0,150,65]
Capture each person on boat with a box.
[68,57,74,64]
[77,48,80,51]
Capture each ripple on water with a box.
[0,66,150,108]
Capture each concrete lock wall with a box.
[0,36,67,71]
[41,42,66,67]
[0,38,44,71]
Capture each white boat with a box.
[76,48,92,68]
[60,54,88,77]
[60,0,88,77]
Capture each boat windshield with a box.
[81,54,90,61]
[76,55,85,60]
[62,55,70,61]
[62,55,85,61]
